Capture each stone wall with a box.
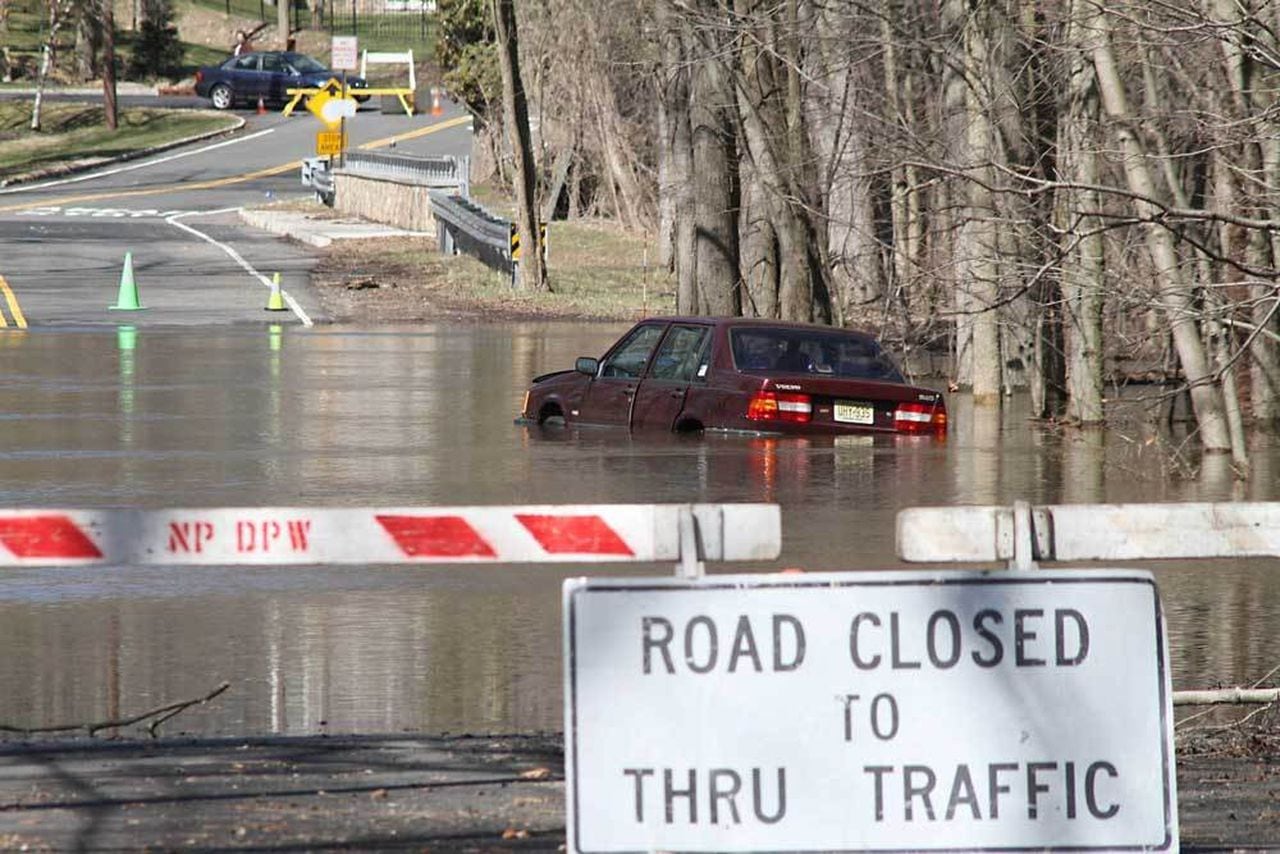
[333,173,455,234]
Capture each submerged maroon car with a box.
[518,317,946,436]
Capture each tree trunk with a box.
[689,2,738,316]
[31,0,73,131]
[960,5,1001,404]
[659,1,696,312]
[102,0,117,131]
[809,0,881,326]
[1090,10,1231,452]
[278,0,290,48]
[738,157,779,318]
[1059,0,1105,424]
[492,0,548,292]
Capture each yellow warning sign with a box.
[316,131,347,156]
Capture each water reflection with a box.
[0,325,1278,736]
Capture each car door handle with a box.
[669,390,685,399]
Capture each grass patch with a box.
[0,102,239,178]
[306,193,675,322]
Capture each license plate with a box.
[834,402,875,425]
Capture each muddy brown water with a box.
[1,323,1277,736]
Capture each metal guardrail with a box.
[301,157,335,206]
[429,189,513,274]
[340,152,469,196]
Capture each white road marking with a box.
[165,208,314,328]
[0,129,276,195]
[18,206,197,218]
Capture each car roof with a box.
[637,315,880,339]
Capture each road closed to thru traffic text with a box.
[563,570,1176,852]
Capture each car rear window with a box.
[730,327,905,382]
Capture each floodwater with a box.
[1,323,1278,737]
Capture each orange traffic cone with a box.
[431,87,443,117]
[256,96,267,115]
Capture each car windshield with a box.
[288,54,328,73]
[730,327,906,382]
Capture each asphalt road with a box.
[0,96,472,329]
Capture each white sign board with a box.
[564,570,1176,853]
[331,36,358,71]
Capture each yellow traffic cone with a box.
[109,251,146,311]
[265,272,287,311]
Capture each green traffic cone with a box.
[265,272,287,312]
[109,252,146,311]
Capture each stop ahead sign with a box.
[563,569,1176,852]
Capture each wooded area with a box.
[441,0,1280,462]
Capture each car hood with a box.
[299,74,367,88]
[531,369,577,385]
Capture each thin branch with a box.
[0,682,231,739]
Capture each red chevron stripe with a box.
[375,515,497,558]
[516,514,634,555]
[0,515,102,559]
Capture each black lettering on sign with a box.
[1056,608,1090,665]
[946,764,980,820]
[1086,761,1120,819]
[624,767,787,825]
[728,616,761,673]
[890,612,921,670]
[641,615,806,675]
[642,617,675,674]
[904,765,937,821]
[988,762,1018,819]
[685,616,718,673]
[840,693,898,742]
[1014,609,1046,667]
[926,610,961,668]
[972,609,1004,667]
[862,760,1121,823]
[850,612,881,669]
[773,614,805,671]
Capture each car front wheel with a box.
[210,83,234,110]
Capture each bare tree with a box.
[31,0,78,131]
[492,0,547,291]
[1090,5,1232,452]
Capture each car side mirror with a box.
[575,357,599,376]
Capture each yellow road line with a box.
[0,114,471,214]
[0,161,302,214]
[359,114,471,151]
[0,275,28,329]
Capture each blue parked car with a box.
[195,51,369,110]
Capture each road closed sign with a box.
[563,570,1176,852]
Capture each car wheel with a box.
[538,404,566,426]
[210,83,234,110]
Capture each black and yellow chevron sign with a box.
[509,223,548,262]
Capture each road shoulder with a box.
[0,732,1275,851]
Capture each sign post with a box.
[330,38,358,167]
[564,569,1177,852]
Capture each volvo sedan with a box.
[518,317,947,436]
[195,51,369,110]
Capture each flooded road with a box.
[1,323,1278,736]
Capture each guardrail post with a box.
[1010,499,1037,570]
[674,506,706,578]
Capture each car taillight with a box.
[894,401,947,434]
[195,69,203,83]
[747,391,811,423]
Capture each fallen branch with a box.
[0,682,231,739]
[1174,688,1280,706]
